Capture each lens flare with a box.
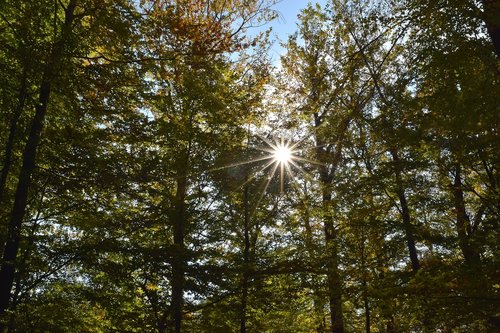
[210,135,322,198]
[273,144,292,164]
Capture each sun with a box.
[273,144,292,164]
[211,135,321,198]
[209,133,323,217]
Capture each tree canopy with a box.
[0,0,498,332]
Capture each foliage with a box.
[0,0,498,332]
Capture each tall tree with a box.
[0,0,78,321]
[281,3,373,331]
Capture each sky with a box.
[262,0,328,62]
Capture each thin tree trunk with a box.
[452,164,481,266]
[389,148,420,272]
[0,68,29,216]
[0,1,77,322]
[302,190,326,333]
[360,234,370,333]
[363,275,370,333]
[240,183,250,333]
[0,1,34,218]
[386,316,396,333]
[171,172,187,333]
[322,192,344,333]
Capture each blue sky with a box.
[263,0,328,61]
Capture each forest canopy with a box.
[0,0,499,332]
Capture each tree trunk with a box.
[360,238,370,333]
[386,316,396,333]
[0,0,34,220]
[240,183,250,333]
[171,171,187,333]
[363,278,370,333]
[322,191,344,333]
[315,150,345,333]
[313,110,345,333]
[482,0,500,58]
[302,191,326,333]
[452,165,481,266]
[0,0,77,323]
[389,148,420,272]
[0,68,29,217]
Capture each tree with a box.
[1,0,498,331]
[281,3,375,331]
[0,0,79,321]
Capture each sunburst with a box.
[258,136,299,193]
[213,135,321,194]
[209,134,324,216]
[272,142,292,165]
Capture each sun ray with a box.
[288,159,315,181]
[292,142,339,153]
[250,161,280,218]
[209,155,274,172]
[232,158,277,192]
[289,134,312,151]
[256,134,279,151]
[293,156,326,166]
[284,161,295,182]
[213,134,323,215]
[280,160,285,193]
[255,147,275,153]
